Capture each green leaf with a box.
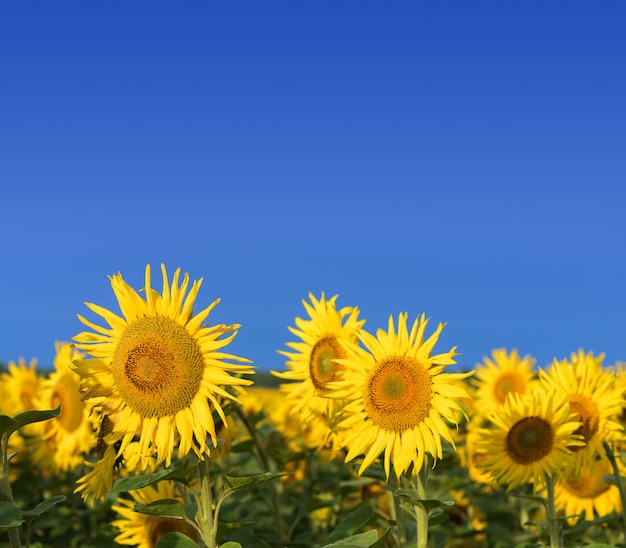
[394,490,454,513]
[0,416,18,437]
[320,529,379,548]
[220,543,243,548]
[21,495,66,518]
[134,499,187,519]
[0,500,23,528]
[112,460,194,493]
[325,504,375,544]
[154,531,198,548]
[221,472,284,495]
[12,407,60,432]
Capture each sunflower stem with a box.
[603,441,626,535]
[391,470,408,546]
[414,464,429,548]
[196,456,215,548]
[544,473,561,548]
[232,403,286,543]
[0,432,21,548]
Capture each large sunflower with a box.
[273,292,365,425]
[538,350,624,474]
[471,348,536,412]
[553,459,623,525]
[30,342,97,474]
[72,264,254,469]
[326,313,471,479]
[112,480,198,547]
[475,390,584,491]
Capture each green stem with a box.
[544,473,561,548]
[414,465,429,548]
[604,442,626,535]
[391,471,407,546]
[1,433,21,548]
[232,404,286,543]
[196,456,215,548]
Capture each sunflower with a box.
[273,293,365,427]
[29,342,97,474]
[475,389,584,491]
[538,350,624,474]
[112,480,198,547]
[471,348,536,413]
[553,459,623,525]
[72,264,254,469]
[0,357,40,415]
[325,313,471,479]
[0,357,41,459]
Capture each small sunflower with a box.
[471,348,536,412]
[112,480,198,547]
[553,459,623,524]
[475,390,584,491]
[538,350,625,473]
[273,292,365,424]
[0,357,40,414]
[326,312,472,479]
[30,342,96,474]
[72,264,254,469]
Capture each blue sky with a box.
[1,3,624,373]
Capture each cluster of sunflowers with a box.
[0,264,624,548]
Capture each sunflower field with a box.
[0,265,625,548]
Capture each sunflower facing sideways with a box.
[475,389,584,491]
[538,350,625,474]
[112,480,198,547]
[325,312,472,479]
[273,292,365,431]
[71,264,254,472]
[29,342,97,474]
[553,459,623,525]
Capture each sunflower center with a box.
[568,395,600,450]
[563,461,612,499]
[309,336,345,393]
[148,516,197,547]
[505,416,554,464]
[51,373,84,432]
[364,355,432,432]
[494,373,525,405]
[112,316,204,418]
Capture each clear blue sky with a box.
[1,3,624,373]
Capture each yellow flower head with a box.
[553,460,623,525]
[475,389,584,491]
[273,292,365,424]
[538,350,625,473]
[327,312,472,479]
[112,480,198,547]
[72,264,254,469]
[30,342,97,474]
[471,348,536,412]
[1,357,40,415]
